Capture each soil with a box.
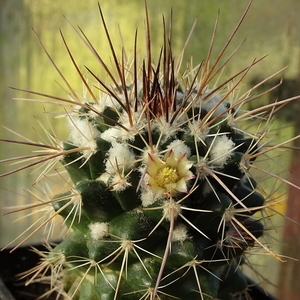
[0,243,60,300]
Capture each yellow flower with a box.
[146,150,194,198]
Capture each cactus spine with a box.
[1,2,299,300]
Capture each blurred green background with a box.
[1,0,300,298]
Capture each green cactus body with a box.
[46,54,267,298]
[1,2,299,300]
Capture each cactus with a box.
[1,2,300,300]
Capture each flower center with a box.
[154,166,180,188]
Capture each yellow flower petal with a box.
[144,150,194,198]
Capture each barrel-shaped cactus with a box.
[1,2,299,300]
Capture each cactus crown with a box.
[1,1,299,300]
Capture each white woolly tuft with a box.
[167,140,191,157]
[210,135,235,166]
[151,118,183,144]
[89,222,109,240]
[172,223,189,242]
[110,174,130,191]
[105,142,136,174]
[101,108,147,143]
[100,122,138,143]
[68,117,99,156]
[119,110,147,140]
[140,187,156,207]
[188,120,210,142]
[203,94,228,118]
[101,127,122,143]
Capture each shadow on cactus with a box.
[1,1,300,300]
